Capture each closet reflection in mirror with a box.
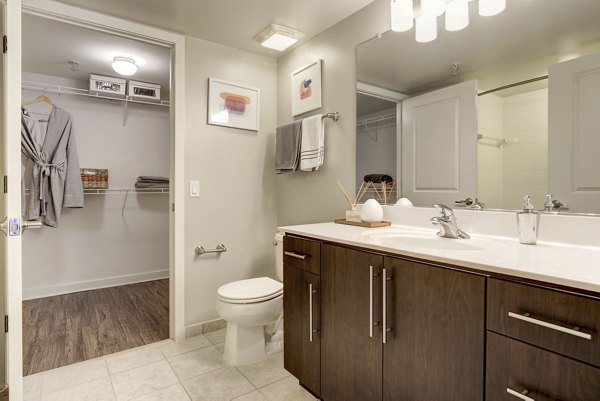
[355,0,600,214]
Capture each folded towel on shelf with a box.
[137,176,169,183]
[364,174,394,183]
[275,120,303,174]
[135,181,169,189]
[300,114,324,171]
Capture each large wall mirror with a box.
[356,0,600,214]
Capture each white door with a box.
[401,80,478,207]
[548,53,600,213]
[1,0,23,398]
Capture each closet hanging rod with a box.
[322,112,341,122]
[22,81,171,107]
[357,113,396,126]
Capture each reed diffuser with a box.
[371,181,396,205]
[336,179,371,222]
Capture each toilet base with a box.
[223,322,283,366]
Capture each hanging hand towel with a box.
[300,114,324,171]
[275,120,303,174]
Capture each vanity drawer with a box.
[486,331,600,401]
[487,278,600,367]
[284,236,321,275]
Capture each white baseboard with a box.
[23,269,169,300]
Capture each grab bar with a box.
[195,243,227,256]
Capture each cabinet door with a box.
[383,257,485,401]
[487,331,600,401]
[321,244,383,401]
[283,265,321,395]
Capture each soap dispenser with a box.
[516,195,540,245]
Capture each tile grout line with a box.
[163,348,196,401]
[106,360,119,401]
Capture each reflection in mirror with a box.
[356,0,600,214]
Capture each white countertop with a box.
[279,222,600,294]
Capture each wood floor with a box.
[22,279,169,376]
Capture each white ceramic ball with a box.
[360,199,384,223]
[395,197,413,207]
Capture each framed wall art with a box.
[207,78,260,131]
[291,59,322,117]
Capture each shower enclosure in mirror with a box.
[356,0,600,214]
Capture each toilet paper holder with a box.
[195,243,227,256]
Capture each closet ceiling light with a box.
[389,0,506,43]
[254,24,304,51]
[112,56,137,76]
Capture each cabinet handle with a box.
[382,268,392,344]
[383,268,387,344]
[508,312,592,340]
[369,265,374,338]
[507,388,535,401]
[285,251,307,260]
[309,284,318,342]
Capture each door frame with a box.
[9,0,186,391]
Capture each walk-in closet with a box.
[21,13,172,375]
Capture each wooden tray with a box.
[334,219,391,228]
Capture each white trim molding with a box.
[23,269,170,300]
[356,81,408,102]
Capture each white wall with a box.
[22,72,170,299]
[502,88,548,209]
[477,93,504,209]
[184,37,278,327]
[276,0,390,226]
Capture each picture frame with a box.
[207,78,260,131]
[291,59,323,117]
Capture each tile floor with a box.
[23,328,317,401]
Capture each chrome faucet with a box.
[431,204,471,239]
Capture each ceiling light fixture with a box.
[254,24,304,52]
[112,56,137,76]
[390,0,506,43]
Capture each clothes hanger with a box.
[22,94,54,107]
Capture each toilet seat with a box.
[218,277,283,304]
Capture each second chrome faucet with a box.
[431,204,471,239]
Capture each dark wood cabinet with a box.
[283,254,321,395]
[282,234,600,401]
[383,257,486,401]
[487,331,600,401]
[321,244,384,401]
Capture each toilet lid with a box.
[218,277,283,302]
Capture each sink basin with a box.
[360,228,505,252]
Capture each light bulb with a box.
[479,0,506,16]
[415,15,437,43]
[445,0,469,31]
[391,0,414,32]
[112,57,137,76]
[421,0,445,17]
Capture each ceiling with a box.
[22,13,171,92]
[54,0,376,56]
[357,0,600,95]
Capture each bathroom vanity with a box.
[280,222,600,401]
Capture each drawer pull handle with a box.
[285,251,308,260]
[369,265,374,338]
[508,312,592,340]
[507,388,535,401]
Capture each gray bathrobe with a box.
[21,106,84,227]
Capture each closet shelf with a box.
[83,188,169,195]
[22,81,170,128]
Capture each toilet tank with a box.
[274,232,285,281]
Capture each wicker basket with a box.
[81,168,108,189]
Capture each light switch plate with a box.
[189,180,200,198]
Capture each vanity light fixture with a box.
[111,56,137,76]
[390,0,506,43]
[254,24,304,51]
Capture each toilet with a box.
[216,233,285,366]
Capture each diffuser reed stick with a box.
[336,179,373,208]
[336,179,354,209]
